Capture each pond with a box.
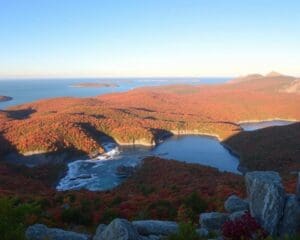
[56,135,240,191]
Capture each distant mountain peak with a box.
[266,71,283,77]
[228,73,263,84]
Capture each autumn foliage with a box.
[222,212,268,240]
[0,157,245,228]
[1,74,300,160]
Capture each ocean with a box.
[0,77,229,109]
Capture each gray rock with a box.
[97,218,141,240]
[297,172,300,200]
[93,224,107,240]
[199,212,229,232]
[132,220,178,236]
[245,171,285,236]
[196,227,209,237]
[229,210,247,221]
[278,194,300,237]
[140,235,161,240]
[26,224,90,240]
[224,195,249,213]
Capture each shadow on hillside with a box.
[214,120,241,128]
[78,122,117,146]
[151,128,173,143]
[0,131,14,157]
[223,122,300,174]
[132,107,156,113]
[4,150,86,165]
[4,108,36,119]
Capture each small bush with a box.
[183,192,207,213]
[222,211,267,240]
[110,196,123,206]
[100,208,119,223]
[168,222,202,240]
[148,200,177,219]
[61,207,92,225]
[179,192,207,222]
[0,197,40,240]
[138,184,156,196]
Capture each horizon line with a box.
[0,75,235,80]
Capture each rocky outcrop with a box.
[199,212,229,232]
[92,224,107,240]
[229,210,247,221]
[95,218,141,240]
[199,171,299,237]
[196,227,209,237]
[132,220,178,236]
[26,171,300,240]
[224,194,249,213]
[278,194,300,237]
[25,224,90,240]
[245,171,285,235]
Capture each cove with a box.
[57,135,240,191]
[240,120,296,131]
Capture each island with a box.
[70,82,119,88]
[0,95,13,102]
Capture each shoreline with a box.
[18,118,298,157]
[237,118,298,124]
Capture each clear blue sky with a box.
[0,0,299,78]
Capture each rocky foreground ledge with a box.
[26,172,300,240]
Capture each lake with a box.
[57,119,299,191]
[240,120,295,131]
[0,77,229,109]
[57,135,240,191]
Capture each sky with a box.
[0,0,299,78]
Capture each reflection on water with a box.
[57,135,240,191]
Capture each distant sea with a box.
[0,77,230,109]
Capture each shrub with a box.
[100,208,119,223]
[148,200,177,219]
[222,211,267,240]
[61,207,92,225]
[168,222,202,240]
[0,197,40,240]
[110,196,123,206]
[180,192,207,222]
[138,184,155,196]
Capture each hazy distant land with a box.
[70,82,119,88]
[0,95,12,102]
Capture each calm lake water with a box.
[0,77,229,109]
[240,120,295,131]
[57,120,299,191]
[57,135,240,191]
